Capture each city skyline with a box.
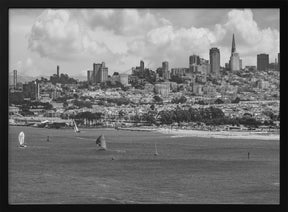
[10,9,279,78]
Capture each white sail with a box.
[74,120,80,133]
[18,131,26,147]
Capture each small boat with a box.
[73,120,80,133]
[96,134,107,150]
[18,131,27,148]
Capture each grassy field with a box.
[8,126,279,204]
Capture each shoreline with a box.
[156,128,279,140]
[10,125,280,140]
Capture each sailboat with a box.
[96,134,107,151]
[18,131,27,148]
[73,120,80,133]
[154,142,158,156]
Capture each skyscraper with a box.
[209,48,220,75]
[257,54,269,71]
[162,61,170,80]
[87,62,108,83]
[229,34,240,71]
[278,53,280,71]
[189,55,200,73]
[140,60,144,72]
[87,70,92,82]
[13,70,17,89]
[189,55,200,66]
[57,65,60,77]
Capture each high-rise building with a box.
[162,61,170,80]
[87,70,92,82]
[13,70,17,89]
[57,65,60,77]
[87,62,108,84]
[229,34,240,71]
[257,54,269,71]
[278,53,280,71]
[95,62,108,83]
[140,60,144,72]
[189,55,201,74]
[209,48,220,75]
[189,55,200,66]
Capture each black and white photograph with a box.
[6,6,282,205]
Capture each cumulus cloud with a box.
[79,9,166,35]
[26,8,279,72]
[224,9,279,65]
[28,9,84,60]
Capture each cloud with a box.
[79,9,166,36]
[25,9,279,73]
[28,9,85,60]
[224,9,279,65]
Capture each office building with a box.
[13,70,17,89]
[209,48,220,75]
[189,55,200,66]
[87,62,108,84]
[87,70,92,82]
[257,54,269,71]
[57,65,60,77]
[140,60,144,72]
[229,34,240,71]
[278,53,280,71]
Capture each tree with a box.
[9,92,25,105]
[171,96,187,104]
[142,111,157,125]
[214,98,224,104]
[63,101,68,108]
[118,110,126,119]
[153,95,163,103]
[231,97,241,103]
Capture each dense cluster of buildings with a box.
[9,33,280,130]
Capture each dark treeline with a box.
[50,73,77,85]
[141,106,272,127]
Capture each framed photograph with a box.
[1,0,287,211]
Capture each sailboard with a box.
[73,120,80,133]
[18,131,27,148]
[96,134,107,150]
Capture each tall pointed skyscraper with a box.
[229,34,240,71]
[231,34,236,54]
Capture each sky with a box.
[9,9,279,78]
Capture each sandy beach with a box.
[157,128,280,140]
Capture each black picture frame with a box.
[1,0,287,212]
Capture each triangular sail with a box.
[18,131,26,147]
[74,120,80,133]
[96,135,107,150]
